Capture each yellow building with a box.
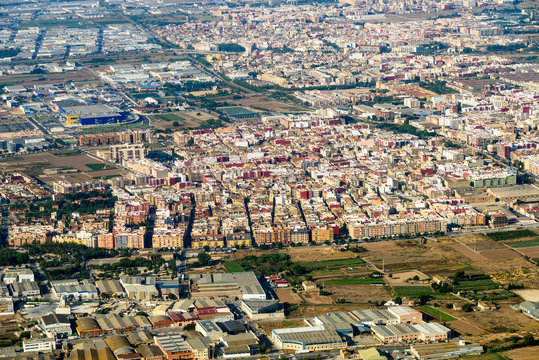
[311,227,334,243]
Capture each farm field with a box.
[234,96,306,112]
[503,345,539,360]
[480,249,521,261]
[0,152,126,184]
[452,244,488,261]
[385,270,429,287]
[325,284,391,304]
[274,288,302,304]
[392,286,434,297]
[0,70,99,86]
[222,261,243,272]
[515,246,539,258]
[446,319,486,336]
[451,306,539,334]
[418,305,457,321]
[509,239,539,248]
[323,278,384,285]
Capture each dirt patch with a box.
[257,320,306,336]
[384,270,430,287]
[287,304,373,318]
[452,244,488,262]
[452,306,539,334]
[325,284,391,304]
[480,249,522,261]
[232,246,357,263]
[235,96,306,112]
[301,290,334,304]
[512,289,539,302]
[447,320,486,336]
[517,246,539,258]
[503,345,539,360]
[1,70,98,86]
[274,288,302,304]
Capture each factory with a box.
[271,325,347,353]
[60,104,127,126]
[189,272,266,300]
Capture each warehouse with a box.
[410,342,483,359]
[312,312,362,336]
[190,272,266,300]
[95,279,125,298]
[60,104,127,126]
[349,309,399,325]
[95,314,152,335]
[487,184,539,203]
[413,323,451,342]
[272,325,347,353]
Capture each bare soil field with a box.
[480,249,522,261]
[274,288,302,304]
[452,244,488,262]
[301,290,334,304]
[287,304,373,318]
[451,306,539,334]
[384,270,429,287]
[512,289,539,302]
[257,320,305,336]
[503,345,539,360]
[361,239,470,275]
[446,320,486,336]
[516,245,539,258]
[235,96,306,112]
[0,152,126,184]
[233,246,357,264]
[1,71,98,86]
[325,284,391,304]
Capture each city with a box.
[0,0,538,360]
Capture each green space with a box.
[418,305,457,321]
[0,49,20,58]
[487,230,537,241]
[218,43,246,52]
[324,277,384,285]
[155,113,186,122]
[393,286,434,297]
[464,354,509,360]
[453,279,500,291]
[51,149,82,156]
[85,163,107,171]
[418,80,458,95]
[508,239,539,248]
[223,261,244,273]
[302,257,366,272]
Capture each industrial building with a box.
[60,104,127,126]
[189,272,266,300]
[410,342,483,359]
[271,325,347,353]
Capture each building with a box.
[60,104,126,126]
[95,314,152,335]
[41,313,71,338]
[22,338,56,353]
[387,306,423,324]
[240,299,284,320]
[10,281,40,298]
[518,301,539,320]
[189,272,265,300]
[410,342,483,359]
[272,326,347,353]
[220,333,259,358]
[186,337,214,360]
[50,279,98,300]
[154,334,194,360]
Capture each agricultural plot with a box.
[418,306,457,321]
[392,286,434,297]
[223,261,244,272]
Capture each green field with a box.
[393,286,434,297]
[454,279,499,291]
[302,257,366,272]
[156,113,186,122]
[85,163,107,171]
[325,277,384,285]
[223,261,244,272]
[487,230,537,241]
[419,305,457,321]
[508,239,539,248]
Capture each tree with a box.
[197,252,211,266]
[183,323,196,331]
[462,303,473,312]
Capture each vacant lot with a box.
[257,320,305,336]
[301,290,334,304]
[1,71,98,86]
[0,152,125,184]
[385,270,429,287]
[234,246,358,263]
[447,320,486,336]
[453,306,539,334]
[452,244,488,262]
[325,284,391,304]
[274,288,302,304]
[487,230,537,242]
[287,304,372,318]
[515,246,539,258]
[503,345,539,360]
[235,96,306,112]
[480,249,521,261]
